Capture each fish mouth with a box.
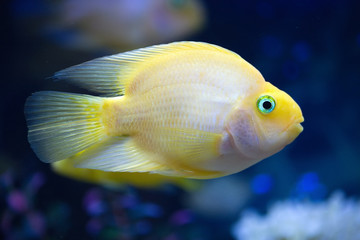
[284,116,304,139]
[284,116,304,131]
[293,122,304,134]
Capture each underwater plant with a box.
[232,191,360,240]
[0,170,71,239]
[0,169,200,239]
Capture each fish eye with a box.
[257,95,276,114]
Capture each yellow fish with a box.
[25,42,303,179]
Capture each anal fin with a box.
[70,137,170,173]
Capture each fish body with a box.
[25,42,303,179]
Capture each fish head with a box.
[224,82,303,160]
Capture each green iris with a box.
[257,95,276,114]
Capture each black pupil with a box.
[262,100,272,110]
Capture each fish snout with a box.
[285,116,304,144]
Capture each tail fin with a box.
[24,91,107,163]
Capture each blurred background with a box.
[1,0,360,239]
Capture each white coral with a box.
[232,192,360,240]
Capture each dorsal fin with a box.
[53,41,239,96]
